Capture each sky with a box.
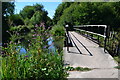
[15,2,61,19]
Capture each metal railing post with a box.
[98,26,100,45]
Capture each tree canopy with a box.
[53,2,120,30]
[53,2,73,25]
[19,3,51,26]
[2,2,15,44]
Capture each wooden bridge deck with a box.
[64,31,118,78]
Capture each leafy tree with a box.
[8,14,24,26]
[2,2,14,17]
[20,3,47,20]
[33,3,44,12]
[30,11,43,25]
[97,3,115,25]
[55,2,120,30]
[2,2,14,44]
[53,2,73,24]
[57,3,75,26]
[30,11,48,25]
[20,4,49,27]
[24,18,30,25]
[57,3,82,26]
[111,2,120,29]
[20,6,34,19]
[46,16,53,27]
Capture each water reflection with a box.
[16,46,27,55]
[16,37,57,55]
[47,37,57,54]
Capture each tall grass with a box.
[1,24,68,79]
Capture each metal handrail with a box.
[74,28,106,38]
[73,25,108,53]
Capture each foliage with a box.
[46,16,53,27]
[2,3,52,45]
[53,2,72,25]
[30,11,47,25]
[78,29,120,59]
[20,6,35,19]
[50,25,65,53]
[8,14,24,26]
[53,2,120,29]
[65,66,75,71]
[2,2,14,17]
[2,2,15,44]
[114,56,120,63]
[65,66,91,71]
[50,25,65,36]
[19,3,50,26]
[1,53,67,79]
[114,66,120,69]
[1,24,68,79]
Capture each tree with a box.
[30,11,44,25]
[55,2,120,30]
[8,14,24,26]
[20,3,46,20]
[53,2,73,24]
[111,2,120,29]
[20,6,35,19]
[33,3,44,12]
[30,10,48,25]
[2,2,15,44]
[46,16,53,27]
[2,2,14,17]
[20,4,49,27]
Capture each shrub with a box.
[50,25,65,36]
[50,25,65,53]
[1,24,68,79]
[1,52,67,79]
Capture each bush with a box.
[1,24,68,79]
[1,52,67,79]
[50,25,65,36]
[50,25,65,53]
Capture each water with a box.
[16,46,27,55]
[16,37,57,55]
[47,37,57,54]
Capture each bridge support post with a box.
[117,39,120,56]
[97,26,100,45]
[104,25,110,53]
[65,24,71,53]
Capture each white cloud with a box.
[47,10,55,19]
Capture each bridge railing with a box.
[73,25,109,52]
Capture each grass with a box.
[114,66,120,69]
[114,56,120,63]
[114,56,120,69]
[65,66,92,71]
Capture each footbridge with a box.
[64,25,118,78]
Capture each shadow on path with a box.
[71,32,93,56]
